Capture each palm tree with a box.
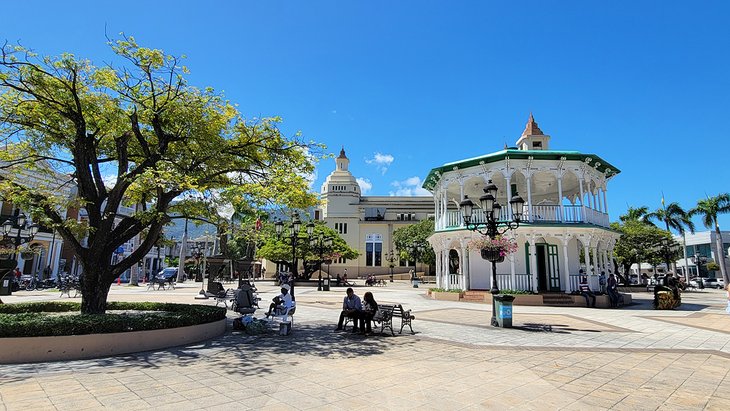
[619,206,653,224]
[689,193,730,284]
[647,202,695,277]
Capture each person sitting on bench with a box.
[335,287,362,333]
[265,284,293,318]
[358,291,378,335]
[579,275,596,308]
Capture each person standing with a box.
[725,284,730,315]
[598,271,607,294]
[607,273,620,308]
[335,287,362,333]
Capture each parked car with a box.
[703,277,725,289]
[156,267,179,281]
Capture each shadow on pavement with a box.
[0,322,414,383]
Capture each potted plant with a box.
[0,246,15,260]
[18,246,39,260]
[468,236,518,262]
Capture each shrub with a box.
[428,288,462,293]
[0,302,226,338]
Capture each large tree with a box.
[0,38,321,313]
[392,218,435,272]
[689,193,730,284]
[612,220,676,283]
[646,202,695,274]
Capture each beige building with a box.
[313,148,433,279]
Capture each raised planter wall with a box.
[0,319,226,364]
[431,291,463,301]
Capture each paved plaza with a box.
[2,282,730,410]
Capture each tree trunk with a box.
[80,267,114,314]
[715,224,729,284]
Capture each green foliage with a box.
[498,289,532,295]
[255,220,358,278]
[0,301,226,338]
[428,288,462,293]
[613,220,674,275]
[393,218,435,266]
[0,37,324,312]
[706,261,720,272]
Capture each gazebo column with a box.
[506,176,513,221]
[557,175,564,222]
[464,247,470,290]
[582,242,591,273]
[459,245,467,290]
[526,176,533,222]
[529,239,538,292]
[436,251,444,288]
[578,178,585,221]
[509,249,516,291]
[562,239,571,292]
[603,187,608,214]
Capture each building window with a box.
[337,257,347,264]
[334,223,348,234]
[365,234,383,267]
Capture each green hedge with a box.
[0,301,226,338]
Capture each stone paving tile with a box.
[3,282,730,410]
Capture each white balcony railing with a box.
[441,204,609,230]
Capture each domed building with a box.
[423,115,621,293]
[316,147,433,278]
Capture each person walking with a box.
[335,287,362,333]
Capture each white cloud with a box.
[389,176,431,197]
[356,178,372,195]
[365,152,395,175]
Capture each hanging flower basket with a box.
[469,236,517,262]
[20,251,35,259]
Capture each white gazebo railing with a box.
[441,205,609,230]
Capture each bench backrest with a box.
[374,304,396,321]
[235,286,256,308]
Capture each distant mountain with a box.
[163,219,218,241]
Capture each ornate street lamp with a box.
[692,254,707,289]
[2,212,40,260]
[385,250,397,282]
[409,241,425,288]
[274,212,311,300]
[459,180,524,327]
[310,232,333,291]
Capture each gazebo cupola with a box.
[515,113,551,151]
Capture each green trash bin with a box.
[0,272,12,296]
[493,294,515,328]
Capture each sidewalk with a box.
[2,282,729,410]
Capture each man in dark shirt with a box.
[579,276,596,308]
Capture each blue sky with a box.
[3,0,730,230]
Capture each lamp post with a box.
[654,238,681,276]
[275,212,312,300]
[385,250,397,282]
[409,242,425,288]
[2,213,40,261]
[310,232,333,291]
[459,179,524,327]
[692,254,707,289]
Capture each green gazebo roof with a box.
[422,149,620,191]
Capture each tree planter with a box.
[431,291,462,301]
